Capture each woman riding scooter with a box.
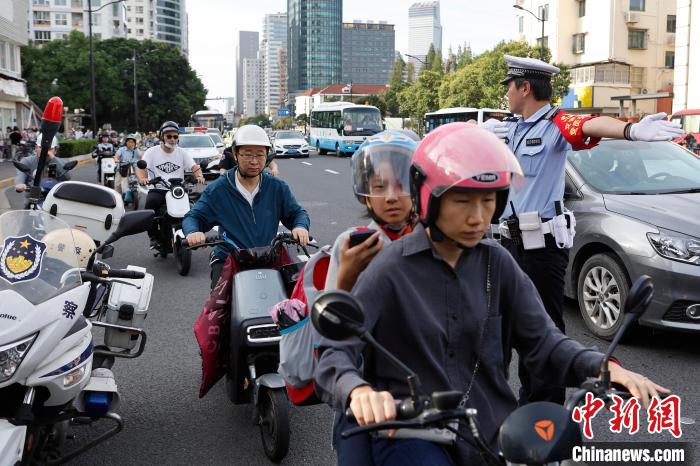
[316,123,670,465]
[321,130,419,465]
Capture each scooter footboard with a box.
[0,420,26,466]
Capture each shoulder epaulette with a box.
[543,106,561,121]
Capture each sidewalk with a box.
[0,153,94,188]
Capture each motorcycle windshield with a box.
[0,210,82,305]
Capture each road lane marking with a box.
[324,169,340,175]
[301,161,312,166]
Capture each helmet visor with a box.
[353,145,413,198]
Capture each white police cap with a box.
[501,55,560,85]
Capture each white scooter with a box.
[136,160,198,275]
[0,208,155,465]
[95,148,116,189]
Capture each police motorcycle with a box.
[184,233,314,462]
[311,276,686,466]
[136,159,198,275]
[0,97,157,465]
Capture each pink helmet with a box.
[410,122,524,225]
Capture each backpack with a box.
[272,245,331,405]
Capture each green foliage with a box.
[398,70,442,122]
[241,114,271,127]
[58,138,96,158]
[22,31,207,132]
[295,113,308,125]
[273,117,292,129]
[551,63,572,103]
[360,95,387,117]
[389,55,406,89]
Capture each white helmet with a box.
[36,133,60,149]
[234,125,271,148]
[43,228,96,268]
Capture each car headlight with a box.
[647,232,700,265]
[0,333,38,383]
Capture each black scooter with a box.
[311,276,686,466]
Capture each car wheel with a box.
[577,253,629,340]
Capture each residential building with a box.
[262,13,287,116]
[408,1,442,68]
[1,0,30,130]
[342,20,395,85]
[28,0,128,44]
[125,0,189,54]
[243,57,264,117]
[294,83,389,117]
[236,31,259,114]
[515,0,676,115]
[287,0,342,93]
[673,0,700,111]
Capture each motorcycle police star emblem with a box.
[0,235,47,284]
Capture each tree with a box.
[389,55,406,89]
[295,113,308,126]
[273,117,292,129]
[430,49,444,74]
[241,114,271,127]
[361,95,387,117]
[424,44,437,74]
[398,70,442,127]
[21,31,206,131]
[406,62,416,83]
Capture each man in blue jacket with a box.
[183,125,310,288]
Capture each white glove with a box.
[480,118,510,139]
[630,112,683,142]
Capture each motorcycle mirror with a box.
[104,209,155,245]
[624,275,654,317]
[311,290,366,341]
[63,160,78,171]
[100,244,114,259]
[136,160,147,169]
[13,160,31,173]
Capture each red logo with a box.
[534,420,555,441]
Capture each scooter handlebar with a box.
[107,269,145,279]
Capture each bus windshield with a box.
[342,108,382,136]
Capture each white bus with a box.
[309,102,383,155]
[424,107,512,133]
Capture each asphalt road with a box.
[5,153,698,465]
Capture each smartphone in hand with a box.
[348,229,378,248]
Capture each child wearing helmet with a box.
[92,132,115,182]
[321,130,418,466]
[114,134,141,196]
[316,123,668,465]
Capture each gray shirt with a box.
[315,223,603,460]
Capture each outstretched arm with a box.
[583,112,683,141]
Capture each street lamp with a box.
[404,53,428,66]
[85,0,126,135]
[513,4,546,60]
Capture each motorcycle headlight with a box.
[0,333,38,383]
[647,232,700,265]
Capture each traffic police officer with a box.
[481,54,683,405]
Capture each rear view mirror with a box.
[216,142,225,149]
[104,209,155,245]
[624,275,654,317]
[63,160,78,171]
[136,160,147,169]
[311,290,366,341]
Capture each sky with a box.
[186,0,517,112]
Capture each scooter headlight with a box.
[0,333,38,383]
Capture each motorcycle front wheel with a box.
[258,388,290,463]
[174,237,191,276]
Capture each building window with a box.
[667,15,676,33]
[127,28,132,33]
[34,31,51,44]
[71,0,82,7]
[628,29,647,49]
[91,13,101,26]
[577,0,586,17]
[137,28,144,35]
[136,5,144,13]
[572,33,585,54]
[32,0,49,5]
[518,16,523,33]
[136,17,144,24]
[54,13,68,26]
[54,0,67,5]
[71,13,82,27]
[0,41,6,71]
[629,0,645,12]
[33,11,51,25]
[538,3,549,21]
[665,51,675,69]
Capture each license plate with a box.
[288,149,298,154]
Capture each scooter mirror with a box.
[311,290,366,341]
[105,209,155,245]
[136,160,147,170]
[63,160,78,171]
[624,275,653,317]
[13,161,31,173]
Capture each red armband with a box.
[609,356,622,367]
[552,112,601,151]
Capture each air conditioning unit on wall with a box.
[624,11,640,23]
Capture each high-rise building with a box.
[342,20,395,85]
[262,13,287,116]
[515,0,676,115]
[125,0,188,54]
[673,0,700,111]
[28,0,128,44]
[243,57,264,117]
[408,1,442,68]
[287,0,342,93]
[236,31,259,113]
[1,0,29,130]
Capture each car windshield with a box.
[677,114,700,133]
[275,131,305,139]
[209,134,223,144]
[179,135,214,148]
[569,140,700,194]
[342,108,382,136]
[0,210,82,305]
